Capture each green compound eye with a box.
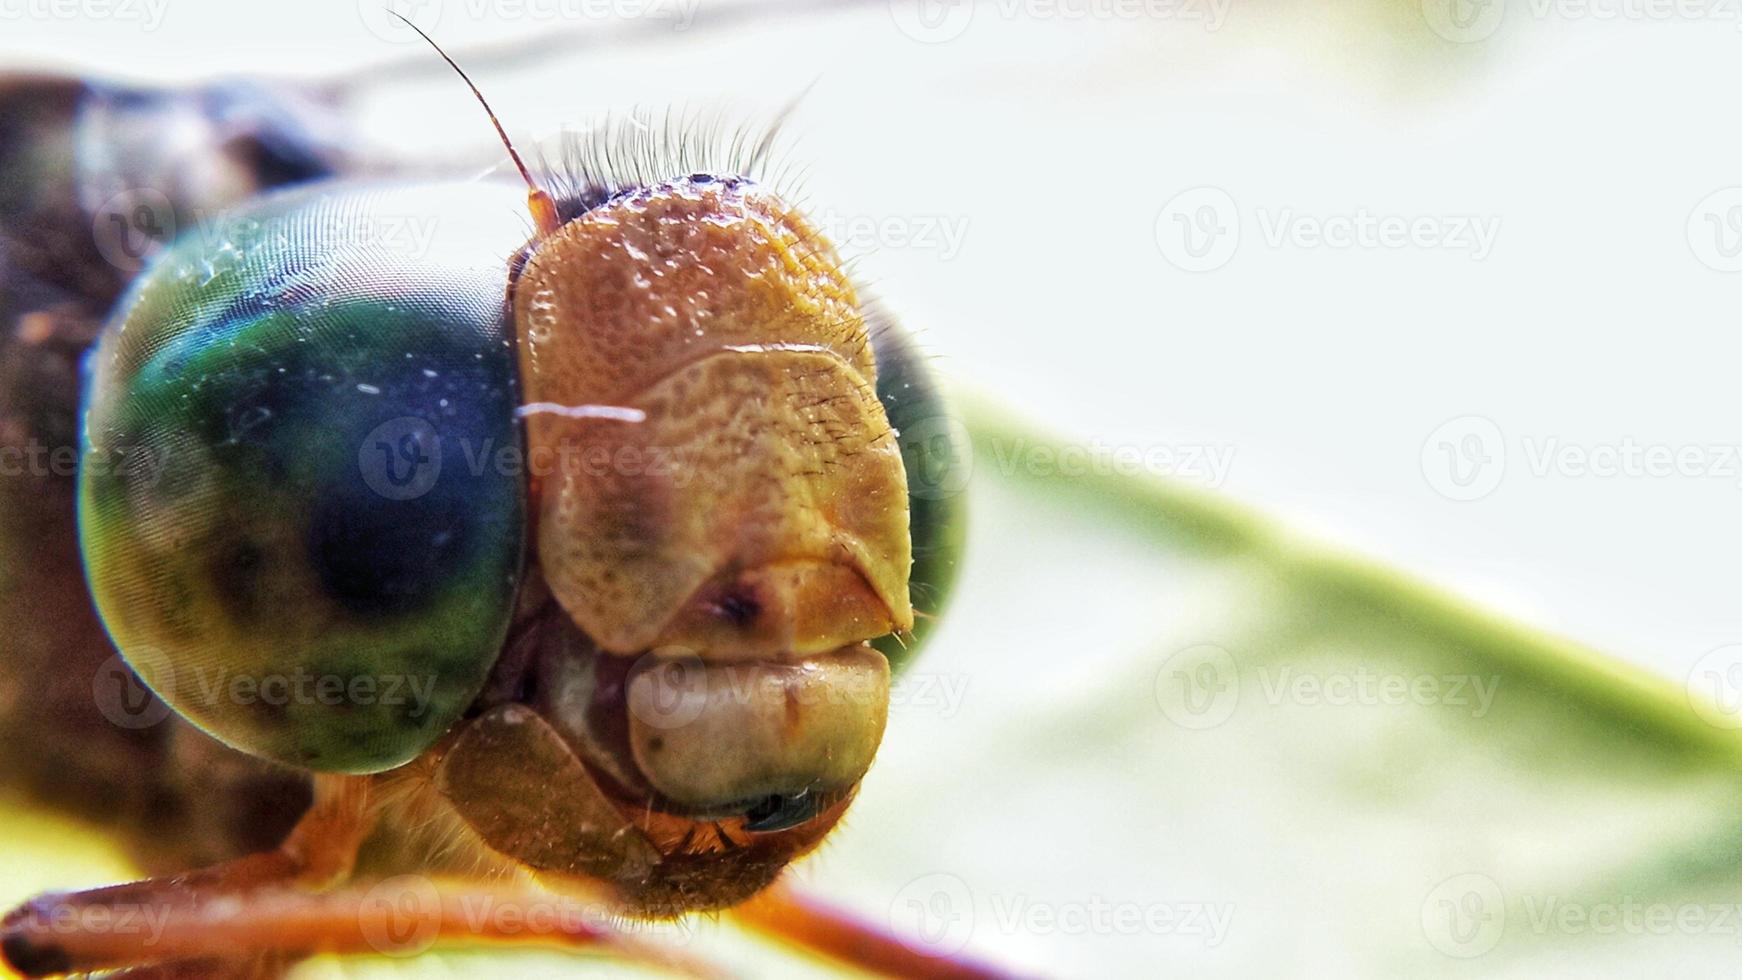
[867,305,969,674]
[79,181,532,773]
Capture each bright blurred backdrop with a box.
[5,1,1742,977]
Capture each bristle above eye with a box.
[530,106,806,224]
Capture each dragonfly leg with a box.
[733,881,1029,980]
[7,876,717,979]
[0,775,374,976]
[106,952,298,979]
[1,766,717,978]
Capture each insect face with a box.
[467,173,915,912]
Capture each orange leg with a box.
[3,770,1016,979]
[734,881,1030,980]
[7,864,1017,979]
[6,876,715,979]
[0,774,711,977]
[1,776,375,977]
[106,953,298,979]
[0,772,713,977]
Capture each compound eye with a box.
[868,308,969,673]
[78,182,531,773]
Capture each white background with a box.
[6,0,1735,691]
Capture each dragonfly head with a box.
[440,174,915,913]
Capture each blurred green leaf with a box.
[814,393,1742,978]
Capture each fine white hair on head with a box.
[531,104,812,223]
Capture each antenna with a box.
[389,11,561,236]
